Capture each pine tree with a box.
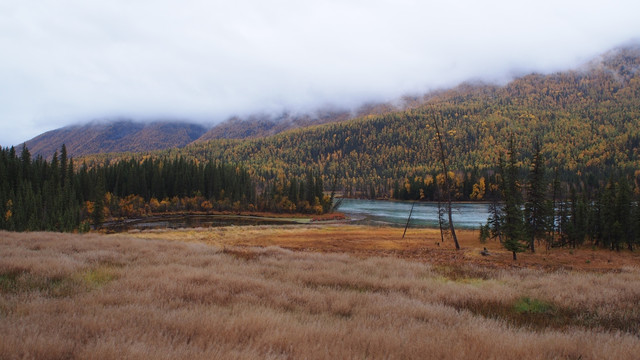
[524,139,549,253]
[20,144,31,180]
[547,167,560,250]
[487,199,503,242]
[305,171,315,204]
[634,191,640,251]
[485,169,504,243]
[615,177,633,251]
[501,136,526,260]
[60,144,68,184]
[284,180,293,203]
[601,179,617,250]
[479,224,490,243]
[92,173,106,229]
[315,174,324,202]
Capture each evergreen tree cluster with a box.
[95,157,255,204]
[486,138,640,258]
[557,176,639,251]
[259,170,332,214]
[0,145,79,231]
[0,145,329,232]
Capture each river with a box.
[102,199,491,232]
[336,199,490,229]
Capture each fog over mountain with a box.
[1,0,639,146]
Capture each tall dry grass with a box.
[1,230,639,359]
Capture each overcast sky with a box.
[1,0,639,146]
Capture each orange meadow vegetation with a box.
[1,226,639,359]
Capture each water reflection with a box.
[102,215,299,232]
[336,199,489,229]
[101,199,491,232]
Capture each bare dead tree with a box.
[436,180,447,244]
[402,201,416,239]
[433,114,461,250]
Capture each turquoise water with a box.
[336,199,490,229]
[102,199,491,232]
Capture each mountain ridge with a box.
[113,44,640,199]
[20,100,418,159]
[22,120,208,159]
[19,45,640,163]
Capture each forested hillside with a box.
[80,47,640,200]
[20,97,407,160]
[6,46,640,239]
[22,120,207,159]
[195,102,403,142]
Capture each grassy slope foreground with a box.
[1,229,639,359]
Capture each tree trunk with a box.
[530,220,536,253]
[402,201,416,239]
[549,167,559,250]
[446,201,458,249]
[491,199,503,243]
[513,251,517,260]
[433,116,460,250]
[437,184,445,244]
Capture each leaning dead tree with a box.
[436,180,448,244]
[433,115,461,250]
[402,201,416,239]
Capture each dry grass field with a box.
[1,226,640,359]
[127,225,640,271]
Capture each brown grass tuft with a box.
[222,247,261,261]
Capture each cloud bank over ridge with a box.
[1,0,639,145]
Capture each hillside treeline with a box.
[81,48,640,200]
[0,145,331,232]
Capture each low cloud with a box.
[1,0,639,145]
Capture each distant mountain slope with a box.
[23,120,207,159]
[196,102,405,141]
[110,45,640,198]
[37,45,640,198]
[197,111,350,141]
[22,98,409,159]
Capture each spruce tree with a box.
[615,177,633,251]
[92,173,106,229]
[485,167,504,243]
[601,179,617,250]
[305,171,315,204]
[634,191,640,251]
[20,144,31,180]
[315,174,323,199]
[501,137,526,260]
[548,167,561,249]
[524,139,549,253]
[60,144,68,184]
